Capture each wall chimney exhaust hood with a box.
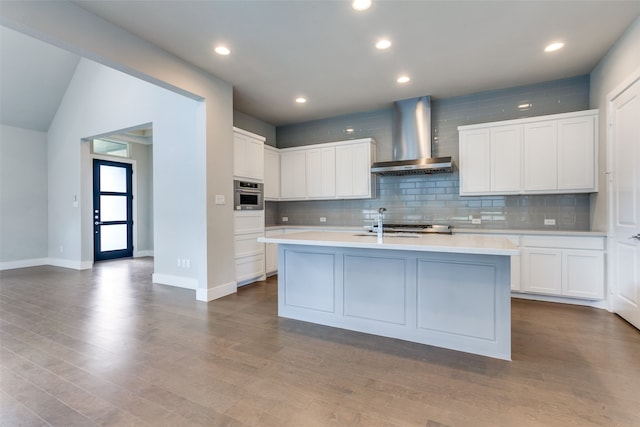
[371,96,453,176]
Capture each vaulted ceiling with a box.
[2,1,639,132]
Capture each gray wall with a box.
[233,110,277,147]
[0,125,48,264]
[273,76,593,231]
[129,142,153,253]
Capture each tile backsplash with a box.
[270,76,592,231]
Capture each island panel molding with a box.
[263,232,517,360]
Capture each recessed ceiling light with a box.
[544,42,564,53]
[518,102,532,110]
[397,75,410,84]
[352,0,372,11]
[295,97,307,104]
[214,46,231,56]
[376,39,392,50]
[344,127,355,134]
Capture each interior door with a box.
[93,159,133,261]
[610,77,640,329]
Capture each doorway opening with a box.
[93,159,133,261]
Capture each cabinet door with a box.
[490,125,522,193]
[335,143,373,198]
[459,129,491,194]
[264,147,280,200]
[233,133,249,179]
[280,151,306,199]
[234,133,264,181]
[557,116,596,191]
[522,248,562,295]
[562,249,604,299]
[306,147,336,199]
[335,145,354,197]
[246,138,264,181]
[523,121,558,192]
[350,143,371,197]
[265,243,278,275]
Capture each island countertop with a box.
[259,231,519,256]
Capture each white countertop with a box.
[259,231,520,256]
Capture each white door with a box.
[610,76,640,330]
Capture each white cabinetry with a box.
[233,127,265,182]
[459,110,597,196]
[336,141,375,199]
[277,138,375,201]
[306,147,336,199]
[459,129,491,194]
[265,228,283,276]
[280,150,306,199]
[234,211,265,286]
[264,145,280,200]
[521,235,604,299]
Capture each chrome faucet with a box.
[377,207,386,242]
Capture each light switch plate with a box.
[471,218,481,225]
[214,195,225,205]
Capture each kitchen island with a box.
[258,231,519,360]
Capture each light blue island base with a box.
[273,235,514,361]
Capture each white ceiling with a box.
[2,1,640,131]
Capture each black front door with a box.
[93,159,133,261]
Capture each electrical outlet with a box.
[282,216,289,222]
[472,218,481,225]
[544,218,556,226]
[320,217,327,223]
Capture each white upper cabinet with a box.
[557,115,596,191]
[336,141,375,199]
[280,150,306,199]
[233,127,265,181]
[274,138,376,201]
[459,128,491,194]
[459,110,598,196]
[264,145,280,200]
[306,146,336,199]
[459,125,521,195]
[523,121,558,191]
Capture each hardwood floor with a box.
[1,258,639,426]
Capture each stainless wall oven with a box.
[234,180,264,210]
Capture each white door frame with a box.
[606,65,640,314]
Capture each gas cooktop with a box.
[368,224,452,235]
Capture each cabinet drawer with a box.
[236,254,265,283]
[521,235,604,250]
[235,233,264,257]
[234,211,265,234]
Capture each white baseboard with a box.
[134,250,154,258]
[152,273,198,290]
[0,258,48,271]
[196,280,237,302]
[46,258,93,270]
[511,292,607,309]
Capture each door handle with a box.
[631,234,640,240]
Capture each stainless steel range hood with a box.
[371,96,453,176]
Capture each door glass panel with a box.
[100,165,127,192]
[100,224,127,251]
[100,195,127,221]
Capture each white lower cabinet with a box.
[265,229,283,276]
[521,236,604,300]
[234,211,265,286]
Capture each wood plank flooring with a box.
[1,258,639,426]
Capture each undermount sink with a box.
[353,233,420,239]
